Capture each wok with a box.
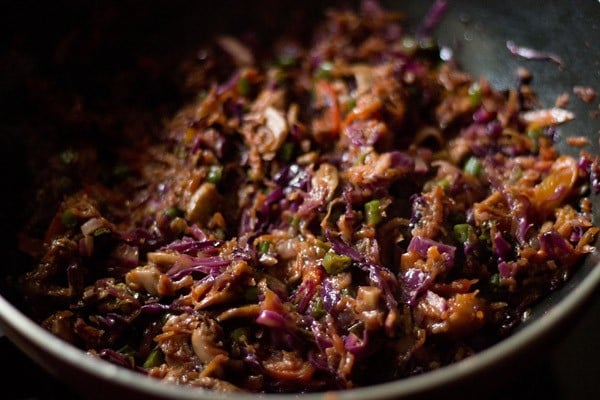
[1,0,599,399]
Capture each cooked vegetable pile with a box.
[16,0,600,393]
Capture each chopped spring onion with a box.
[244,286,259,302]
[257,240,271,254]
[468,81,482,106]
[316,61,334,80]
[364,199,382,226]
[277,54,298,68]
[464,156,482,177]
[165,206,184,219]
[61,209,78,229]
[231,327,249,343]
[312,297,326,319]
[60,149,78,165]
[322,250,352,274]
[278,142,295,162]
[143,348,165,368]
[453,223,473,244]
[237,77,250,96]
[207,165,223,184]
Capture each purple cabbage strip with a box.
[345,121,384,147]
[472,107,496,124]
[493,232,513,261]
[140,303,170,315]
[486,167,533,246]
[320,278,342,314]
[570,226,586,243]
[401,268,432,306]
[506,193,533,246]
[256,309,290,329]
[160,237,221,255]
[95,313,132,339]
[291,279,317,314]
[189,224,209,241]
[539,230,574,260]
[498,260,516,279]
[506,41,564,68]
[98,349,147,373]
[307,350,347,389]
[417,0,448,38]
[407,236,456,268]
[344,331,371,359]
[389,151,415,171]
[216,70,241,96]
[240,348,265,374]
[310,320,333,352]
[257,164,310,232]
[325,230,399,312]
[410,194,426,226]
[274,164,310,191]
[579,154,600,194]
[166,254,230,280]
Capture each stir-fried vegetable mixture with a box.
[16,0,600,393]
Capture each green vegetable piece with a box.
[61,209,78,229]
[161,313,172,325]
[117,344,136,358]
[278,142,295,162]
[244,286,259,302]
[345,98,357,111]
[165,206,184,219]
[354,152,368,166]
[289,215,300,229]
[112,164,130,181]
[312,297,326,319]
[207,165,223,184]
[401,36,417,53]
[60,149,78,165]
[316,240,331,252]
[323,250,352,274]
[93,227,111,237]
[277,54,298,68]
[143,348,164,369]
[257,240,271,254]
[364,199,382,226]
[316,61,334,80]
[510,166,523,183]
[464,156,482,177]
[489,273,501,286]
[527,128,543,153]
[527,128,543,139]
[468,82,482,106]
[214,228,226,240]
[453,223,472,244]
[432,178,450,190]
[231,327,249,343]
[237,77,250,96]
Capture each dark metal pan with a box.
[0,1,599,399]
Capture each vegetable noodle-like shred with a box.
[17,0,599,393]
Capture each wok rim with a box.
[1,0,599,398]
[2,253,600,400]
